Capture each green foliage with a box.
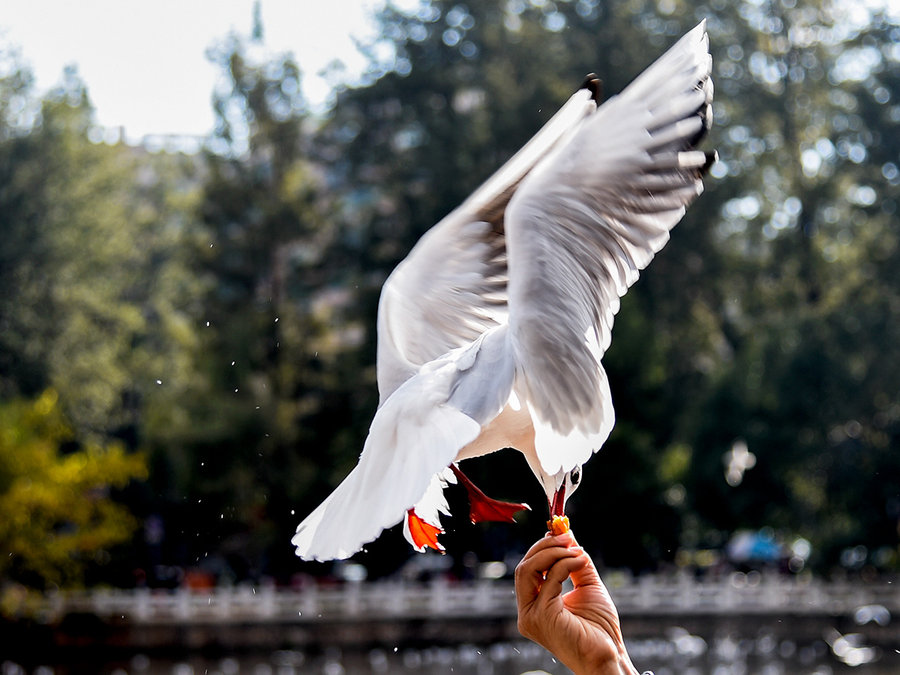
[672,0,900,567]
[0,0,898,584]
[155,34,381,579]
[0,60,209,439]
[0,53,208,586]
[0,390,147,589]
[321,0,900,571]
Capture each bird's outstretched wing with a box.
[375,86,599,401]
[506,21,715,472]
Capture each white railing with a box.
[39,574,900,625]
[606,573,900,616]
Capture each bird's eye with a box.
[570,466,582,486]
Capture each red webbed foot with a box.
[406,508,445,553]
[450,464,530,524]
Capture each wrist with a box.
[567,648,639,675]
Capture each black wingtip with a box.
[701,150,718,176]
[581,73,602,105]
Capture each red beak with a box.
[550,484,566,518]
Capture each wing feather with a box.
[294,327,515,561]
[506,22,715,459]
[375,87,599,402]
[296,22,716,558]
[292,368,482,561]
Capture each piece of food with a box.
[547,515,570,536]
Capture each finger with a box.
[515,536,579,604]
[521,533,576,563]
[516,534,575,587]
[536,553,589,606]
[527,546,582,577]
[516,545,581,600]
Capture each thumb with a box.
[569,549,602,589]
[564,536,601,589]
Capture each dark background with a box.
[1,0,898,601]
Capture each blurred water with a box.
[6,631,899,675]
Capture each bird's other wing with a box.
[376,219,506,402]
[292,367,482,561]
[375,85,599,402]
[294,326,515,561]
[505,21,715,474]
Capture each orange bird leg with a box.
[450,464,530,524]
[406,509,445,553]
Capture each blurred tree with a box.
[0,390,147,591]
[0,51,209,582]
[1,0,898,583]
[675,0,900,570]
[315,0,722,567]
[316,0,900,572]
[167,33,376,581]
[0,58,208,441]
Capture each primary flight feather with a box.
[293,21,716,561]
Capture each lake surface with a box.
[8,578,899,674]
[8,627,899,674]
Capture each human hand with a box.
[515,532,639,675]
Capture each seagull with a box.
[293,21,716,561]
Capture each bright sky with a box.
[4,0,897,146]
[0,0,409,143]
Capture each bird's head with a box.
[537,464,583,518]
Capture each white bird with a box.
[293,21,716,561]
